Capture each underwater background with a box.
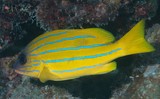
[0,0,160,99]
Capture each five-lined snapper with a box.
[13,20,155,83]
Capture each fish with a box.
[13,20,155,83]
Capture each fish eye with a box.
[18,53,27,65]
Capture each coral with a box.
[146,24,160,44]
[111,65,160,99]
[35,0,158,30]
[111,23,160,99]
[0,0,39,53]
[10,80,80,99]
[36,0,121,30]
[121,0,158,21]
[0,56,21,99]
[0,0,39,22]
[134,0,158,20]
[0,17,12,51]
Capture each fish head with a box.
[13,51,41,78]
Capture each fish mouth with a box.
[12,61,23,75]
[12,60,28,75]
[15,69,23,74]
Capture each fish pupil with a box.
[18,53,27,65]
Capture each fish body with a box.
[13,20,155,83]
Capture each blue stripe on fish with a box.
[28,31,67,47]
[44,48,122,63]
[30,35,96,53]
[31,43,107,56]
[32,60,41,62]
[52,63,103,73]
[32,63,40,66]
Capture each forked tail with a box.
[116,19,155,56]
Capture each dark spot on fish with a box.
[12,52,27,69]
[18,52,27,65]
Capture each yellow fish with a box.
[13,20,155,83]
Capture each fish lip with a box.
[15,69,24,74]
[12,61,26,74]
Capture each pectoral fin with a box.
[39,65,59,83]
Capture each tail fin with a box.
[117,19,155,56]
